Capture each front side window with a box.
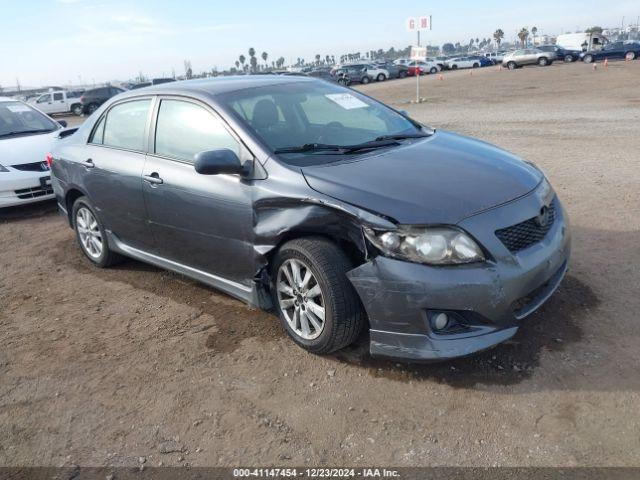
[101,99,151,151]
[37,94,51,103]
[154,99,240,162]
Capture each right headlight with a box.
[364,226,485,266]
[0,163,9,173]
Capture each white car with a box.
[0,97,69,208]
[29,90,84,116]
[363,64,390,81]
[407,60,441,75]
[445,57,482,70]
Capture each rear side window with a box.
[53,93,63,101]
[100,99,151,151]
[154,99,240,162]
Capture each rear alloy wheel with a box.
[272,238,365,354]
[72,196,122,267]
[564,54,574,63]
[430,67,438,74]
[72,104,83,116]
[538,57,549,66]
[626,51,636,61]
[361,76,370,84]
[507,61,517,70]
[376,73,386,82]
[583,55,593,64]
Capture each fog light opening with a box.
[431,312,449,331]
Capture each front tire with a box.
[376,73,386,82]
[71,104,83,116]
[626,51,636,61]
[538,57,549,66]
[72,196,122,268]
[583,54,593,64]
[507,61,517,70]
[564,54,574,63]
[361,76,370,84]
[272,238,365,355]
[430,67,438,74]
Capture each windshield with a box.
[220,81,424,165]
[0,101,58,138]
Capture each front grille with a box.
[11,162,50,172]
[14,186,53,199]
[495,201,556,253]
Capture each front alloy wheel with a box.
[277,259,325,340]
[272,238,365,354]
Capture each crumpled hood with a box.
[0,131,60,166]
[301,130,543,224]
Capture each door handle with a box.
[143,173,163,185]
[82,158,94,168]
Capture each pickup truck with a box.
[29,90,84,116]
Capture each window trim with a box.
[148,94,253,166]
[86,95,156,154]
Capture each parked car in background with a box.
[393,58,411,66]
[334,64,376,84]
[445,57,482,70]
[468,55,494,67]
[485,51,506,63]
[537,45,582,62]
[581,41,640,63]
[375,62,408,79]
[50,76,570,361]
[0,97,70,208]
[502,49,556,69]
[80,86,125,114]
[363,64,390,81]
[407,60,440,76]
[29,90,84,116]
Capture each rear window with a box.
[97,99,151,151]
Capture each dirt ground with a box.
[1,61,639,468]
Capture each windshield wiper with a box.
[274,139,401,155]
[374,132,431,141]
[0,129,54,138]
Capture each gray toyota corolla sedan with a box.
[50,76,570,361]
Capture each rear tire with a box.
[376,73,385,82]
[271,238,365,355]
[564,54,574,63]
[473,63,480,68]
[625,51,636,61]
[398,70,407,78]
[538,57,549,66]
[361,76,370,84]
[507,61,517,70]
[430,67,438,74]
[451,65,458,70]
[72,196,122,268]
[71,104,83,116]
[87,103,98,114]
[583,54,593,64]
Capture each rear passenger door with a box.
[83,97,155,250]
[142,97,255,285]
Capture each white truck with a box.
[556,32,607,52]
[29,90,84,116]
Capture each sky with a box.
[1,0,638,88]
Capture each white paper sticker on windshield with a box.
[325,93,368,110]
[7,105,31,113]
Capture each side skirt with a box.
[106,231,259,306]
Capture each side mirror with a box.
[398,109,409,117]
[194,149,245,176]
[58,120,68,128]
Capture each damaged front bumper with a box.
[347,195,571,361]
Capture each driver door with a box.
[142,97,255,286]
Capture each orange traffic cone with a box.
[592,63,598,71]
[604,58,609,68]
[438,74,443,81]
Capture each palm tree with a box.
[235,60,240,69]
[315,54,321,65]
[239,55,246,74]
[248,47,256,73]
[261,51,268,69]
[531,26,538,46]
[493,29,504,49]
[518,28,530,47]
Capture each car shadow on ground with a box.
[0,199,58,222]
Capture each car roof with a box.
[120,75,319,100]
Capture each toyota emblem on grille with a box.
[536,205,550,227]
